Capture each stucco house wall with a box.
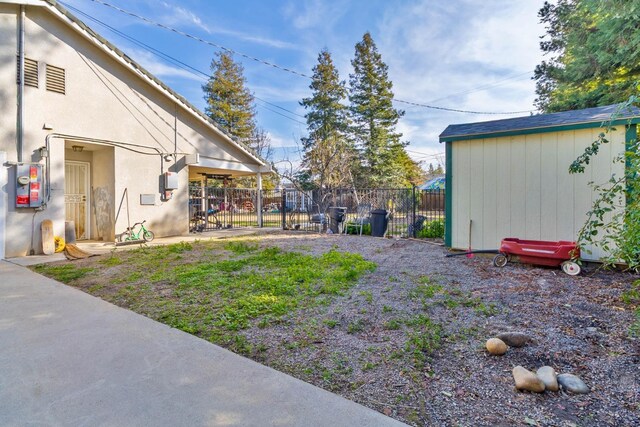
[0,1,269,258]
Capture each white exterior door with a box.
[65,161,90,240]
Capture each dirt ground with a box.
[36,233,639,426]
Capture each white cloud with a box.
[282,0,349,30]
[365,0,547,155]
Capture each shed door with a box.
[65,161,90,240]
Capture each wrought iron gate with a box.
[189,184,446,238]
[189,185,260,232]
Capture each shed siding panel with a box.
[482,138,498,248]
[453,141,471,249]
[573,129,595,256]
[525,134,542,239]
[450,127,627,261]
[495,138,511,244]
[469,142,484,248]
[540,132,558,240]
[555,131,575,242]
[509,136,527,238]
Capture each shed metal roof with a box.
[439,103,640,141]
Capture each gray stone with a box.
[512,366,545,393]
[536,366,559,391]
[558,373,590,394]
[497,332,532,347]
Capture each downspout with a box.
[174,103,178,160]
[17,5,25,162]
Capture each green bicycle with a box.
[121,220,155,242]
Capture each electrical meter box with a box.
[15,164,44,208]
[164,171,178,190]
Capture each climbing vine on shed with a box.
[569,96,640,270]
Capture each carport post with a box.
[256,173,263,227]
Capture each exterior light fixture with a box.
[72,145,83,152]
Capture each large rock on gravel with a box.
[485,338,508,355]
[497,332,532,347]
[536,366,559,391]
[512,366,545,393]
[557,373,590,394]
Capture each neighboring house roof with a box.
[9,0,268,168]
[419,176,445,191]
[440,103,640,142]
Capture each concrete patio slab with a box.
[0,260,406,426]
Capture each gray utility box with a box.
[164,171,178,190]
[140,194,156,205]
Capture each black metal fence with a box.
[189,184,445,239]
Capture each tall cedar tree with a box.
[349,32,421,187]
[300,49,354,189]
[203,52,256,142]
[534,0,640,112]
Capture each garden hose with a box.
[54,236,65,253]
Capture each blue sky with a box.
[61,0,546,171]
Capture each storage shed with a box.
[439,104,639,261]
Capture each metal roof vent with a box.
[46,64,66,94]
[16,57,39,88]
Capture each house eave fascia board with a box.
[195,156,271,174]
[439,117,640,143]
[6,0,268,169]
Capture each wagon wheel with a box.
[493,253,508,268]
[561,261,581,276]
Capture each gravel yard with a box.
[33,232,639,426]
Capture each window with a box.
[16,57,39,88]
[46,64,66,94]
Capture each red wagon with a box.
[493,238,581,275]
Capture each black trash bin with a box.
[328,207,347,234]
[370,209,388,237]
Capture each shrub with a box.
[417,219,445,239]
[344,222,371,235]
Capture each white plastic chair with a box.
[344,204,371,236]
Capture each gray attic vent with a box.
[16,57,39,88]
[46,64,66,94]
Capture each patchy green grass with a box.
[33,264,94,282]
[347,319,366,334]
[359,290,374,303]
[32,240,375,355]
[407,275,499,317]
[404,314,443,369]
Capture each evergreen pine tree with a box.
[202,52,274,188]
[348,32,417,187]
[202,52,256,142]
[300,49,355,189]
[534,0,640,112]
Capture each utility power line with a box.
[426,70,534,104]
[87,0,536,116]
[89,0,312,78]
[393,98,533,115]
[64,2,307,126]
